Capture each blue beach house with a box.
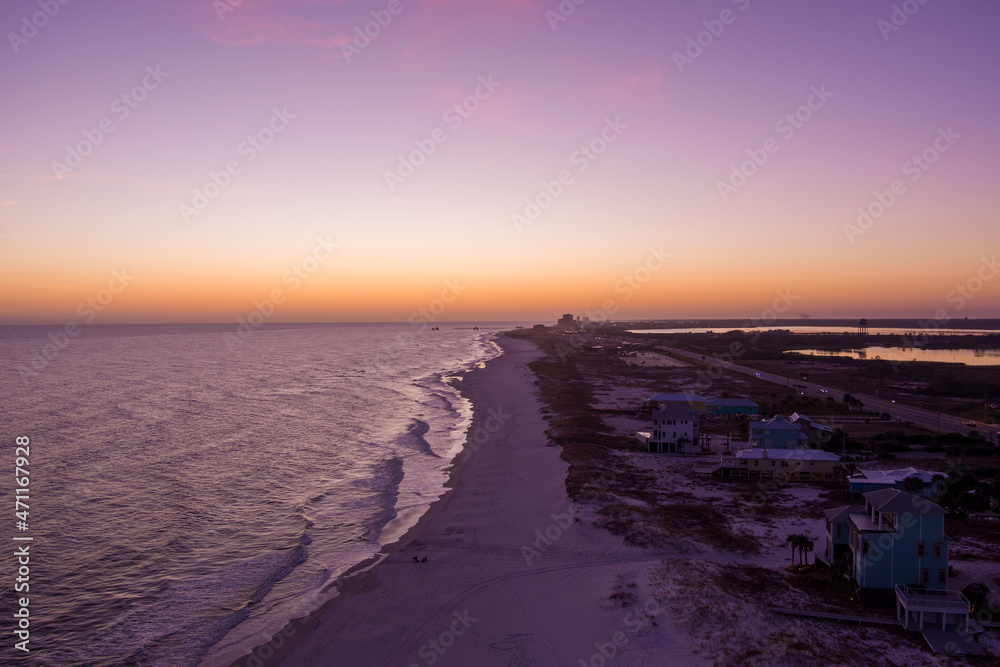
[824,489,950,600]
[749,416,807,449]
[707,398,758,420]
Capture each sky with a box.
[1,0,998,324]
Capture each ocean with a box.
[0,323,506,666]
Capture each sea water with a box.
[0,323,505,665]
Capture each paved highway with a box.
[655,345,997,440]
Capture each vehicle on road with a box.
[755,372,761,377]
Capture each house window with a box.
[917,542,925,557]
[835,524,842,539]
[809,461,814,466]
[921,568,929,584]
[781,461,789,467]
[938,569,946,584]
[862,539,870,554]
[933,542,942,558]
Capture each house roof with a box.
[652,403,699,421]
[849,513,886,533]
[824,505,861,523]
[863,488,945,516]
[852,467,948,485]
[648,393,707,403]
[750,416,802,431]
[789,413,833,432]
[708,398,758,408]
[736,448,841,461]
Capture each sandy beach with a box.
[220,330,1000,667]
[232,335,702,667]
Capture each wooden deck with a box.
[768,607,902,626]
[920,627,984,656]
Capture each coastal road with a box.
[654,345,997,440]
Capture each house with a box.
[646,393,707,415]
[644,403,700,454]
[822,506,855,565]
[848,467,949,498]
[734,448,842,481]
[749,416,808,449]
[823,489,950,601]
[789,413,833,446]
[707,398,758,420]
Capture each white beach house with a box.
[645,403,701,454]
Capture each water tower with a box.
[858,318,869,335]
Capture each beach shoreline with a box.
[222,334,696,667]
[210,337,507,667]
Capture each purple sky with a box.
[1,0,998,323]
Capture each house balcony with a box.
[895,585,970,632]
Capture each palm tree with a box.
[802,536,815,566]
[786,533,805,564]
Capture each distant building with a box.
[749,416,808,449]
[645,403,700,454]
[646,393,708,414]
[557,314,575,329]
[707,398,758,420]
[848,468,949,498]
[822,489,953,604]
